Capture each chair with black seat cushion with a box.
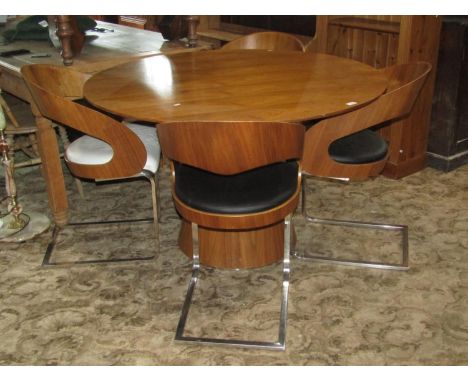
[21,64,160,266]
[157,121,304,350]
[221,31,304,52]
[298,62,431,270]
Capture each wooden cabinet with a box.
[91,16,190,41]
[118,16,153,30]
[320,16,401,68]
[91,16,160,31]
[195,16,316,47]
[428,16,468,171]
[311,16,442,179]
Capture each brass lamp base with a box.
[0,211,50,242]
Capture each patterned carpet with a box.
[0,160,467,365]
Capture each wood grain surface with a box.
[158,121,304,268]
[302,62,431,181]
[157,121,304,176]
[21,64,147,181]
[221,31,304,52]
[84,50,388,123]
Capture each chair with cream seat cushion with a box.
[65,122,160,175]
[21,64,160,266]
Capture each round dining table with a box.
[84,49,388,269]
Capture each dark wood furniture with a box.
[192,16,316,47]
[0,20,210,96]
[307,16,442,179]
[220,16,316,38]
[84,50,388,268]
[54,16,82,66]
[117,16,159,31]
[55,16,190,65]
[93,16,191,41]
[0,21,210,227]
[428,16,468,171]
[227,15,443,178]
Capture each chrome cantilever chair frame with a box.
[158,121,303,350]
[295,176,409,271]
[175,215,292,350]
[42,169,160,266]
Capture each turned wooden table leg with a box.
[186,16,199,48]
[56,15,75,66]
[31,103,69,227]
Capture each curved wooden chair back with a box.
[221,31,304,52]
[301,61,431,181]
[158,121,304,229]
[157,121,304,175]
[21,64,146,180]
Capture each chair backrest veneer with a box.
[221,31,304,52]
[158,121,304,229]
[157,121,304,175]
[301,61,431,180]
[21,64,147,180]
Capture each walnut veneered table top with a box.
[84,50,388,123]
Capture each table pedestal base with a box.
[178,219,285,269]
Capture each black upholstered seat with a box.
[329,129,388,164]
[299,62,432,271]
[174,161,298,214]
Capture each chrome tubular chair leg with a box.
[148,174,160,230]
[175,215,292,350]
[42,173,159,267]
[148,175,160,253]
[42,218,155,266]
[297,177,409,271]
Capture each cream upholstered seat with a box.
[65,122,160,174]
